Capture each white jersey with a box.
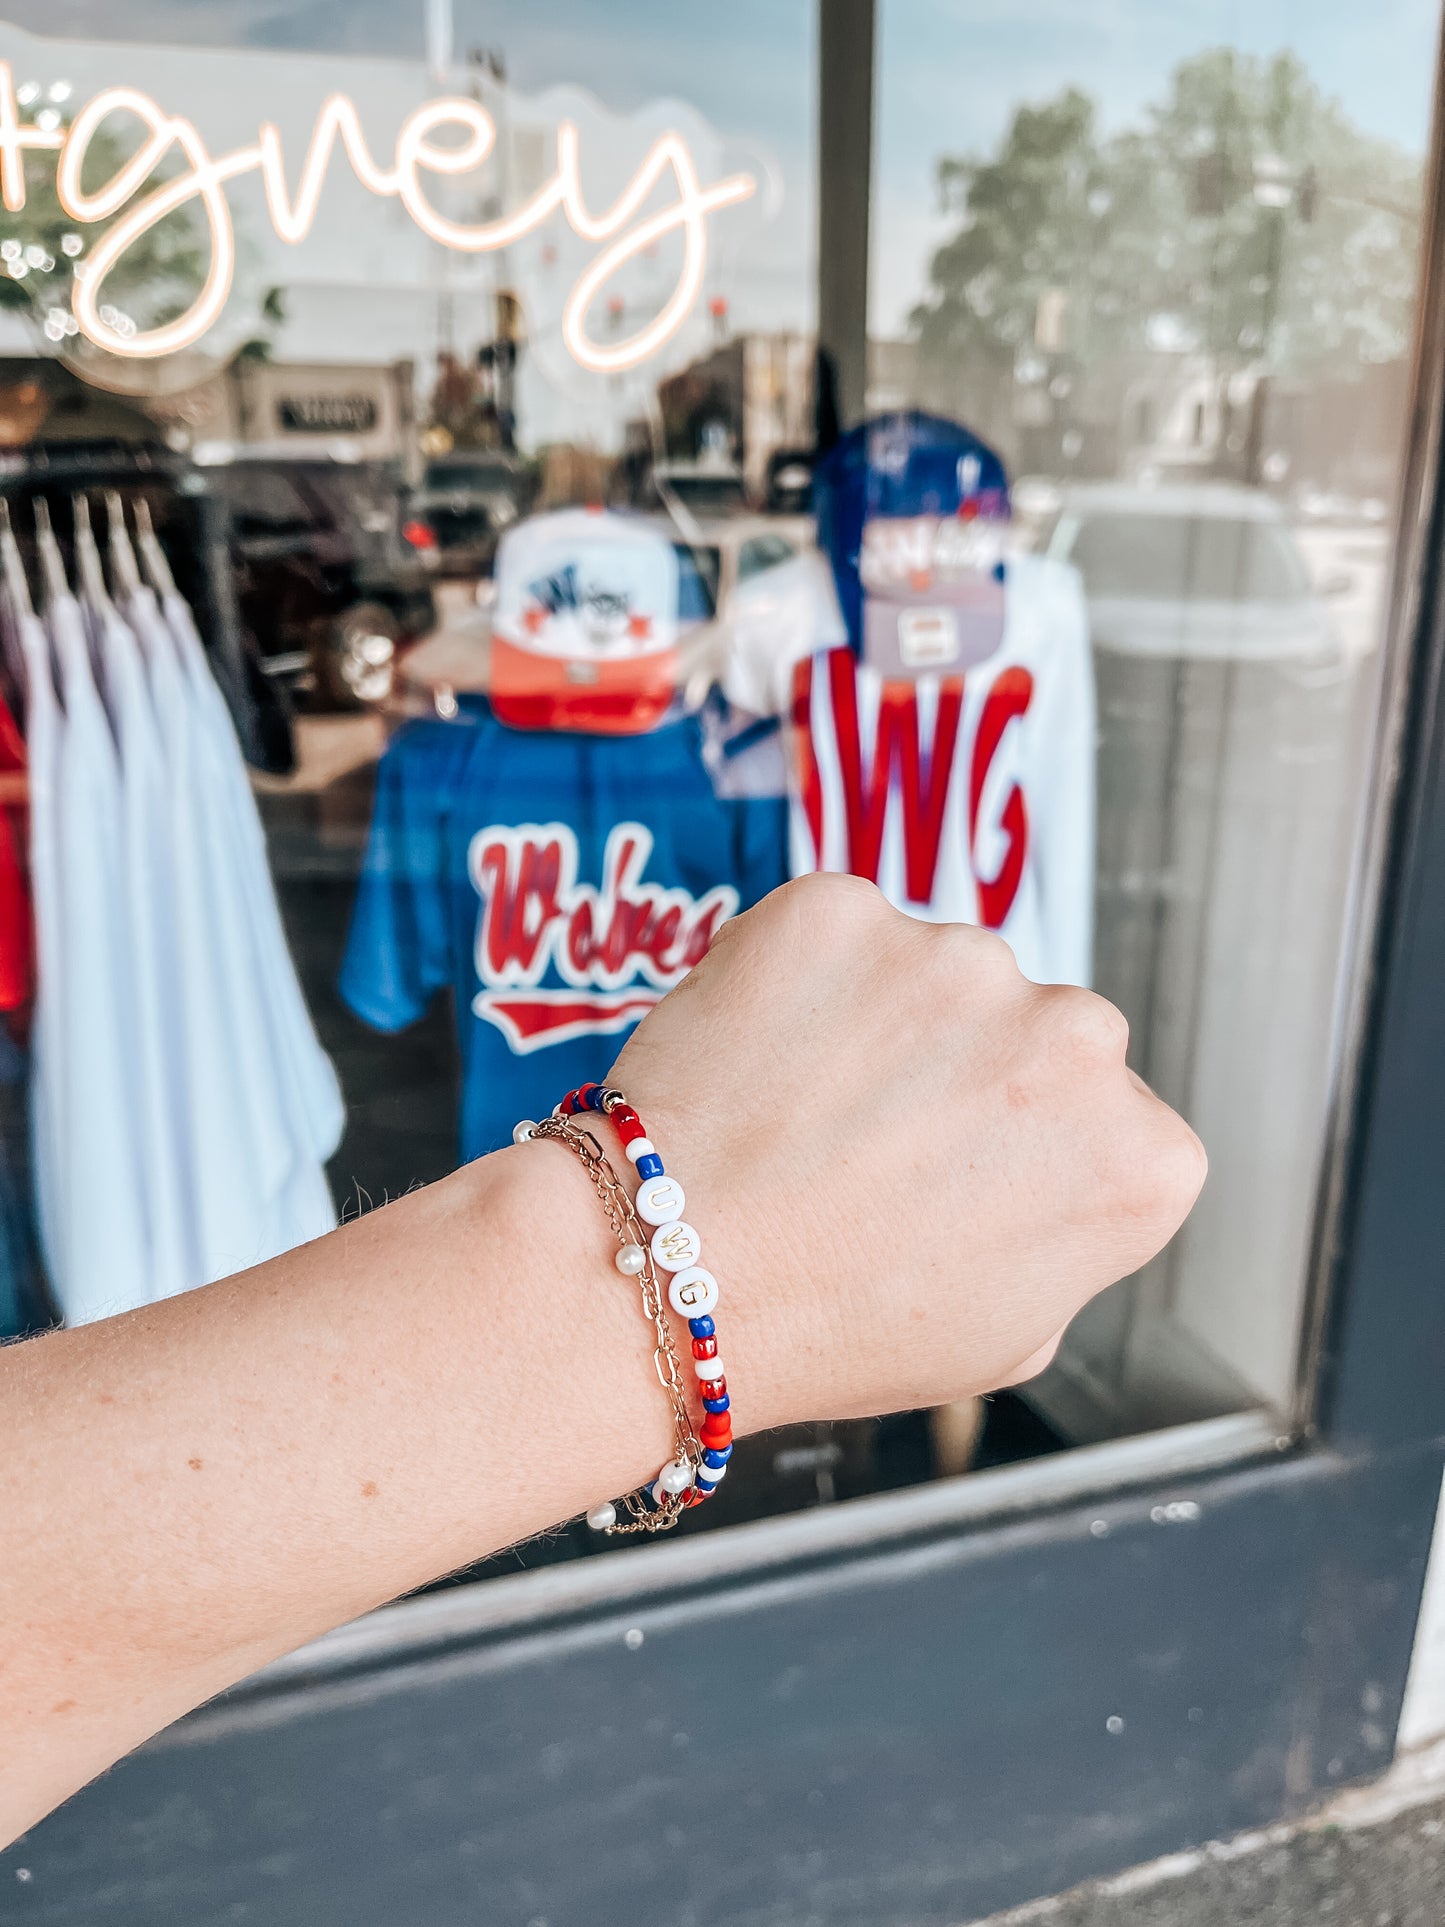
[787,554,1095,987]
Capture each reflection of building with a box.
[657,333,815,497]
[145,360,419,473]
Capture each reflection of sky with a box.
[1,0,1437,338]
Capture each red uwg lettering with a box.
[792,651,1034,924]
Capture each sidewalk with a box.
[972,1744,1445,1926]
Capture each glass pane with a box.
[0,0,1433,1576]
[873,0,1436,1440]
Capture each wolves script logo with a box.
[469,821,738,1052]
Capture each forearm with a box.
[0,1138,786,1846]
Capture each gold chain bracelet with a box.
[532,1115,703,1534]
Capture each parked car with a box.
[210,457,437,707]
[1043,482,1341,660]
[401,451,536,579]
[643,459,752,524]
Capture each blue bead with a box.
[695,1474,720,1493]
[581,1086,604,1111]
[702,1446,731,1469]
[688,1315,715,1339]
[702,1393,730,1413]
[636,1153,664,1179]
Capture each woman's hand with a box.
[0,872,1206,1842]
[611,873,1206,1431]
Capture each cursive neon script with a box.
[0,61,756,371]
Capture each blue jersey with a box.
[340,697,788,1161]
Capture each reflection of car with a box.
[212,458,437,706]
[764,446,816,515]
[641,511,824,703]
[394,508,820,709]
[645,459,752,522]
[1044,483,1339,660]
[402,451,536,579]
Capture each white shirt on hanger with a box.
[132,587,336,1276]
[91,593,198,1299]
[44,590,151,1320]
[159,586,343,1166]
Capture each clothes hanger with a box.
[32,497,71,609]
[133,497,178,597]
[72,492,110,612]
[105,491,143,600]
[0,498,33,617]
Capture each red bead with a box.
[698,1375,726,1400]
[700,1414,733,1446]
[691,1336,718,1359]
[681,1487,704,1508]
[611,1106,645,1144]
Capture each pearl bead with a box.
[586,1502,617,1531]
[692,1351,726,1380]
[651,1220,701,1272]
[512,1120,538,1143]
[659,1459,694,1494]
[614,1243,647,1275]
[625,1138,656,1164]
[668,1266,718,1317]
[636,1175,685,1226]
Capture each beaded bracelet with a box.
[514,1080,733,1534]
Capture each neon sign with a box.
[0,61,757,373]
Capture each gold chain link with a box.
[533,1116,701,1534]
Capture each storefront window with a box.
[0,2,1434,1566]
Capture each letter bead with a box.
[668,1266,718,1316]
[652,1220,702,1272]
[636,1175,685,1225]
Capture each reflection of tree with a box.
[0,114,209,348]
[910,50,1421,391]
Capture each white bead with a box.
[625,1138,656,1164]
[636,1175,686,1226]
[692,1352,725,1381]
[698,1459,728,1485]
[650,1479,669,1506]
[512,1120,538,1143]
[659,1459,694,1494]
[651,1219,701,1272]
[668,1266,719,1317]
[586,1502,617,1531]
[614,1242,647,1276]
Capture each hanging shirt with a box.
[788,554,1095,987]
[0,689,32,1013]
[13,608,64,1292]
[41,592,151,1321]
[155,586,344,1167]
[138,590,334,1283]
[340,699,788,1161]
[94,595,196,1299]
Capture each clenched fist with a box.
[610,873,1206,1433]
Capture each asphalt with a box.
[974,1794,1445,1926]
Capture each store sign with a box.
[0,61,756,374]
[276,394,378,434]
